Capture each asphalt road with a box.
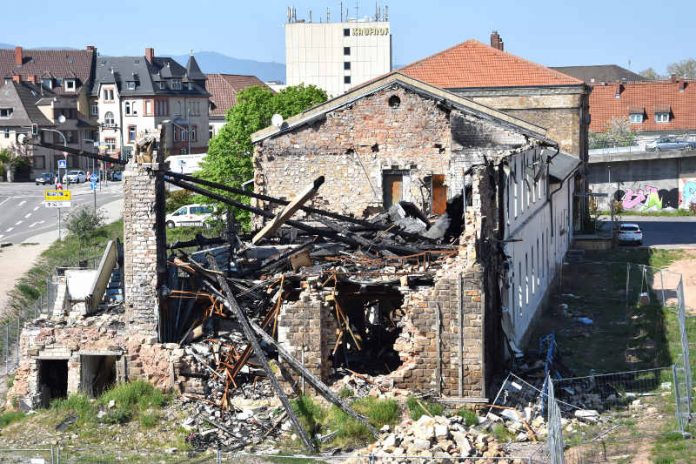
[610,216,696,248]
[0,180,123,244]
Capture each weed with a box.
[491,423,514,442]
[291,395,325,435]
[139,410,159,429]
[51,394,96,424]
[101,407,132,424]
[338,387,353,399]
[0,410,26,427]
[456,408,478,427]
[99,380,167,410]
[5,373,14,388]
[352,397,401,427]
[406,397,443,420]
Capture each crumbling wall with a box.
[254,86,453,217]
[277,285,336,381]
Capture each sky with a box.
[2,0,693,73]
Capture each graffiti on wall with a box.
[614,185,680,210]
[680,179,696,209]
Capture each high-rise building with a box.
[285,6,392,97]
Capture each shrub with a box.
[166,189,194,213]
[51,394,96,424]
[406,397,444,420]
[66,207,104,242]
[338,387,353,399]
[100,407,132,424]
[139,410,159,428]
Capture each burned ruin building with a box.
[252,73,581,399]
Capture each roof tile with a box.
[400,40,582,88]
[206,74,268,117]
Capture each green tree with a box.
[198,84,327,227]
[639,67,662,80]
[667,58,696,79]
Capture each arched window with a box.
[124,101,131,115]
[104,111,115,126]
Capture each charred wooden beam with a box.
[33,141,128,165]
[163,170,435,243]
[252,176,324,245]
[205,255,317,452]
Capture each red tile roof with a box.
[589,80,696,133]
[400,39,583,89]
[206,73,268,117]
[0,47,95,94]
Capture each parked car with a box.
[646,138,693,151]
[35,172,54,185]
[618,223,643,245]
[165,204,215,228]
[62,170,86,183]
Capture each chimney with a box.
[679,80,687,92]
[14,46,23,66]
[28,74,37,84]
[490,31,504,51]
[86,45,96,52]
[12,74,21,83]
[145,48,155,63]
[670,73,677,83]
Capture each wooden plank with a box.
[431,174,447,215]
[252,176,325,245]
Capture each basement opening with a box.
[331,283,404,376]
[80,354,118,397]
[38,359,68,407]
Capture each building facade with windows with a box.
[285,8,392,97]
[90,49,210,157]
[0,46,97,178]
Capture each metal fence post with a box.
[216,447,222,464]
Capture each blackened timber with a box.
[34,141,128,165]
[163,170,434,243]
[315,217,420,256]
[164,176,369,251]
[250,321,378,438]
[205,255,317,452]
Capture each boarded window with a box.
[431,174,447,215]
[383,172,406,208]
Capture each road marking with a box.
[5,227,13,232]
[15,220,23,226]
[28,220,45,228]
[18,200,26,207]
[0,198,9,208]
[0,235,3,240]
[24,213,32,219]
[33,206,40,211]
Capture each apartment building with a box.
[90,48,210,157]
[206,73,268,139]
[0,46,98,178]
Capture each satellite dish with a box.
[17,134,26,144]
[57,115,66,124]
[271,114,284,128]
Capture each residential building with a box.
[90,48,210,158]
[551,64,647,85]
[252,72,579,397]
[0,46,98,178]
[400,32,589,160]
[0,77,97,179]
[285,6,392,97]
[206,73,269,139]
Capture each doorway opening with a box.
[38,359,68,407]
[80,355,118,397]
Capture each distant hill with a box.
[172,51,285,83]
[0,43,14,49]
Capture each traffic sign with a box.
[44,190,72,202]
[44,201,72,208]
[58,159,67,169]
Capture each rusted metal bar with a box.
[205,255,317,452]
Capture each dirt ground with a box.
[655,250,696,313]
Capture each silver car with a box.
[62,170,86,183]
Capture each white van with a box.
[165,204,215,228]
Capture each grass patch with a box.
[491,423,515,442]
[0,410,26,427]
[600,210,695,217]
[290,395,402,450]
[406,396,444,420]
[456,408,479,426]
[51,393,97,426]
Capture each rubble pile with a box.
[359,414,520,463]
